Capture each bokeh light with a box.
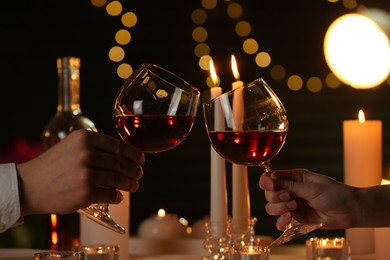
[324,13,390,89]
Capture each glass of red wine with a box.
[203,78,322,247]
[109,63,200,231]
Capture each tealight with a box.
[238,245,270,260]
[138,209,187,239]
[306,237,351,260]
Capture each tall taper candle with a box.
[81,192,129,260]
[209,59,228,236]
[231,54,250,234]
[343,109,382,255]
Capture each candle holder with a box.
[203,220,233,260]
[306,237,351,260]
[231,217,261,256]
[237,245,270,260]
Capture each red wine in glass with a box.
[114,115,195,153]
[208,130,287,166]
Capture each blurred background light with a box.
[324,13,390,89]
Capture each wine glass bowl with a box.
[113,63,200,153]
[203,78,288,171]
[203,78,322,247]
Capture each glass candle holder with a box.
[306,237,351,260]
[237,245,270,260]
[203,220,233,260]
[72,245,119,260]
[34,251,85,260]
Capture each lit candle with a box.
[239,245,270,260]
[343,109,382,255]
[209,59,228,237]
[137,209,187,239]
[231,54,250,234]
[375,179,390,260]
[314,238,350,259]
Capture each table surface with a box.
[0,239,376,259]
[0,246,307,260]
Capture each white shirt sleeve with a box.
[0,163,22,233]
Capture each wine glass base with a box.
[268,222,323,248]
[78,207,126,234]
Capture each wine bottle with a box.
[41,56,97,250]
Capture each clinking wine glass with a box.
[112,62,200,228]
[203,78,323,247]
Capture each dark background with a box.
[0,0,390,248]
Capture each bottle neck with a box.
[57,57,81,113]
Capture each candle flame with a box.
[358,109,365,123]
[157,208,166,217]
[231,54,240,80]
[209,59,219,86]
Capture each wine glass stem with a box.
[260,160,271,174]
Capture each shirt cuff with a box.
[0,163,22,233]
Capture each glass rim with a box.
[140,62,200,96]
[203,77,266,105]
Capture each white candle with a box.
[231,55,250,234]
[80,192,129,260]
[209,59,228,237]
[343,109,382,255]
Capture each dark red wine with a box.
[115,115,195,153]
[208,130,287,166]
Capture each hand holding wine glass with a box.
[203,78,323,247]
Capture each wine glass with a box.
[203,78,323,247]
[110,62,200,230]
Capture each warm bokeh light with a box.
[192,27,208,43]
[106,0,122,16]
[51,214,58,249]
[243,38,258,54]
[199,55,212,71]
[227,2,243,19]
[108,46,125,62]
[307,77,323,93]
[90,0,107,8]
[235,21,251,37]
[191,9,207,25]
[325,73,342,88]
[324,13,390,89]
[194,43,210,58]
[117,63,133,79]
[255,52,271,68]
[115,29,131,45]
[270,64,286,81]
[287,75,303,91]
[121,12,137,28]
[202,0,217,10]
[343,0,358,9]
